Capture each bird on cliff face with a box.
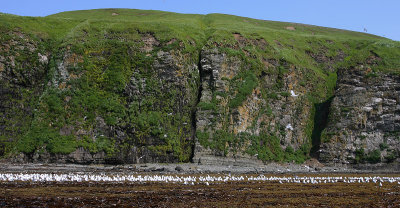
[290,90,299,97]
[286,124,294,130]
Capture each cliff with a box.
[0,9,399,166]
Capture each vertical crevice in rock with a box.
[310,96,334,158]
[190,51,203,162]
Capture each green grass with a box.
[229,71,258,108]
[2,9,397,74]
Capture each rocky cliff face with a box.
[0,9,399,166]
[4,28,200,164]
[0,30,48,157]
[193,48,314,165]
[32,35,199,164]
[320,64,400,164]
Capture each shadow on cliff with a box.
[310,96,333,158]
[189,52,203,163]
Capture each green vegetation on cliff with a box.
[0,9,399,164]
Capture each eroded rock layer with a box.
[320,66,400,164]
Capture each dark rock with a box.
[153,167,165,172]
[175,166,183,172]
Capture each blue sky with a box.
[2,0,399,41]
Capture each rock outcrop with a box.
[193,47,315,165]
[320,65,400,164]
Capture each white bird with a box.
[290,90,299,97]
[286,124,294,131]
